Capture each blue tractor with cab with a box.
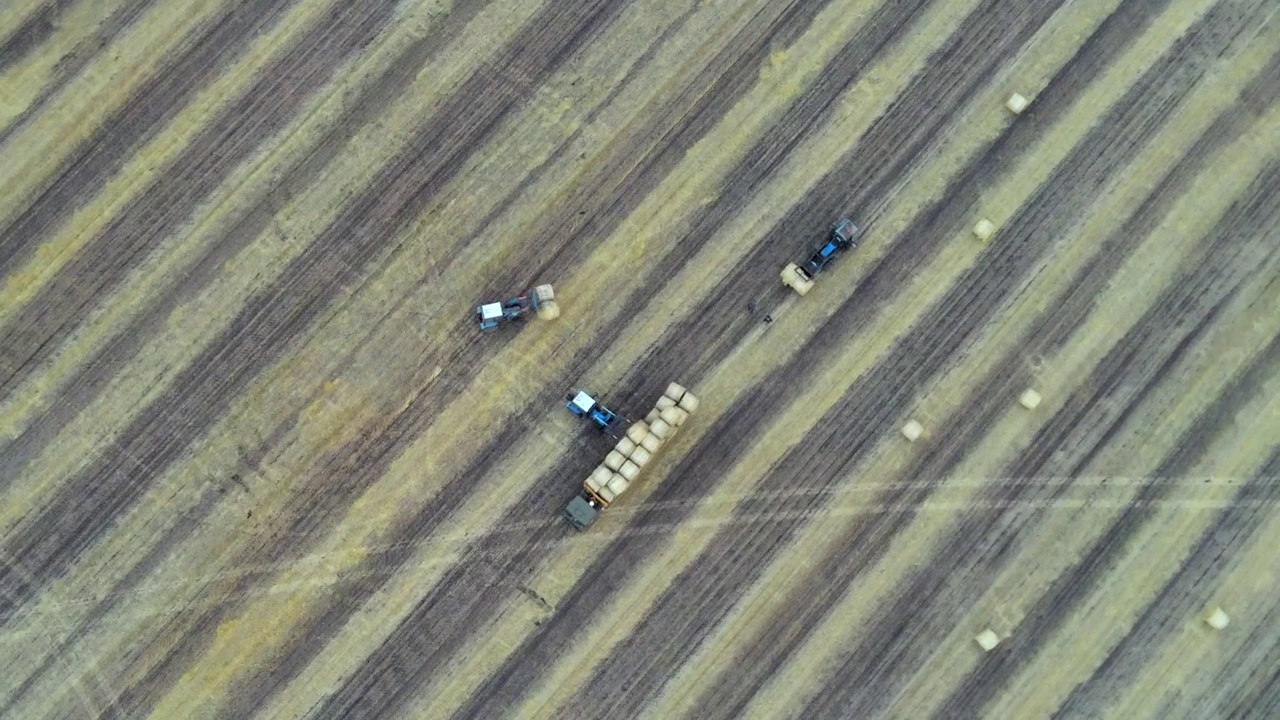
[781,218,861,296]
[565,389,625,437]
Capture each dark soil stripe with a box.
[0,0,158,145]
[0,0,624,639]
[5,0,790,710]
[1219,579,1280,720]
[799,160,1280,717]
[453,0,1194,714]
[686,25,1278,719]
[938,338,1280,718]
[0,0,71,72]
[0,479,228,717]
[0,0,298,276]
[1050,444,1280,716]
[291,0,913,715]
[0,2,632,715]
[463,2,1274,715]
[0,0,416,400]
[0,0,496,484]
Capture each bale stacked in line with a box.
[582,382,699,506]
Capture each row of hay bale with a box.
[582,382,700,506]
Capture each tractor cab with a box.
[801,218,860,277]
[566,390,623,436]
[476,301,511,331]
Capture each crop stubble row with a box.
[0,0,1275,717]
[458,1,1280,717]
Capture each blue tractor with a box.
[781,218,861,296]
[476,284,560,331]
[566,389,625,437]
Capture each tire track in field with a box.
[935,339,1280,717]
[47,4,639,717]
[0,0,497,482]
[0,0,158,145]
[800,161,1280,717]
[16,0,787,708]
[734,38,1280,716]
[461,3,1263,714]
[0,0,297,275]
[453,0,1084,711]
[94,0,798,711]
[0,480,1246,639]
[604,0,1082,409]
[685,33,1271,719]
[292,0,1063,713]
[1049,443,1280,718]
[0,0,626,633]
[0,479,227,717]
[268,0,925,714]
[0,0,410,398]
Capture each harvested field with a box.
[1,0,1278,717]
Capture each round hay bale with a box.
[650,419,672,439]
[641,434,661,453]
[975,629,1001,651]
[626,421,650,443]
[1205,607,1230,630]
[902,419,924,442]
[604,450,626,471]
[619,460,640,482]
[1019,389,1042,409]
[587,466,612,492]
[678,392,700,413]
[606,473,630,497]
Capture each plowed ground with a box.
[0,0,1277,718]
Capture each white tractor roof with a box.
[570,390,596,413]
[480,302,503,320]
